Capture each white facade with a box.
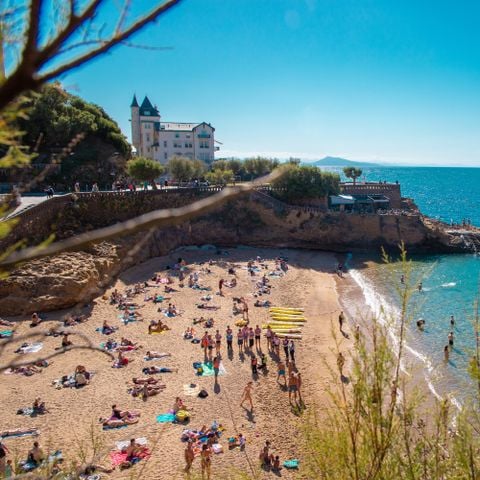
[130,95,217,164]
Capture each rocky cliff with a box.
[0,193,466,315]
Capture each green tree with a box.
[16,83,130,190]
[167,156,194,183]
[272,164,340,202]
[243,156,279,180]
[126,157,164,189]
[205,168,234,185]
[343,166,363,185]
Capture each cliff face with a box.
[0,193,463,315]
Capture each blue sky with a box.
[59,0,480,165]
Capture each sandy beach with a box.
[0,246,350,479]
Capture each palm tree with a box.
[343,166,363,185]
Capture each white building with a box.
[130,95,218,164]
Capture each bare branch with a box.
[39,0,181,83]
[0,169,285,268]
[0,330,113,372]
[114,0,131,36]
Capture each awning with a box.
[330,195,355,205]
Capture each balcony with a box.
[197,133,211,139]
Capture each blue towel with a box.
[156,413,175,423]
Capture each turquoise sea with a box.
[332,166,480,406]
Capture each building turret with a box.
[130,94,140,154]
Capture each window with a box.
[186,134,191,139]
[164,152,167,160]
[163,141,167,148]
[185,143,192,148]
[146,134,150,142]
[175,133,179,138]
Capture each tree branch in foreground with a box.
[0,169,286,269]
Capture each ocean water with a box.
[332,166,480,405]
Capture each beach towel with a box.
[183,383,201,397]
[0,429,39,439]
[102,424,128,431]
[0,330,13,338]
[109,450,150,467]
[194,362,226,377]
[21,450,62,471]
[156,413,176,423]
[115,437,147,450]
[19,342,43,354]
[283,459,299,469]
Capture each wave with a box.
[441,282,457,288]
[349,267,461,410]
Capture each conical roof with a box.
[130,94,139,107]
[139,96,159,116]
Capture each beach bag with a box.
[176,410,190,422]
[196,367,204,376]
[198,389,208,398]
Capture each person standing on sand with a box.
[282,337,289,362]
[240,381,254,410]
[226,327,233,352]
[185,440,195,473]
[297,372,303,404]
[288,371,299,404]
[289,340,296,363]
[213,355,220,380]
[254,325,262,350]
[265,326,273,350]
[218,278,224,296]
[338,311,345,331]
[237,328,244,353]
[277,360,287,385]
[200,444,212,479]
[215,330,222,355]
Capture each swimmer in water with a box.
[418,282,423,292]
[450,315,455,327]
[444,345,449,361]
[416,319,425,330]
[400,274,405,284]
[448,331,454,347]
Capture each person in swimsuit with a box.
[201,332,209,357]
[448,331,454,347]
[218,279,224,296]
[61,333,72,348]
[184,440,195,473]
[282,337,289,362]
[265,326,273,350]
[240,381,254,410]
[213,355,221,380]
[289,340,296,363]
[288,371,299,404]
[200,444,212,479]
[251,356,258,375]
[450,315,455,327]
[248,327,255,350]
[207,335,214,362]
[237,329,244,353]
[226,326,233,352]
[444,345,450,361]
[254,325,262,349]
[215,330,222,355]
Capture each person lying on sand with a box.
[131,377,160,385]
[254,299,271,307]
[118,337,141,351]
[142,366,177,374]
[78,463,114,475]
[148,320,170,334]
[0,428,38,438]
[224,278,237,288]
[145,351,171,359]
[196,304,220,310]
[63,315,86,326]
[130,384,165,399]
[99,406,141,426]
[0,318,14,326]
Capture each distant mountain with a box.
[307,156,382,167]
